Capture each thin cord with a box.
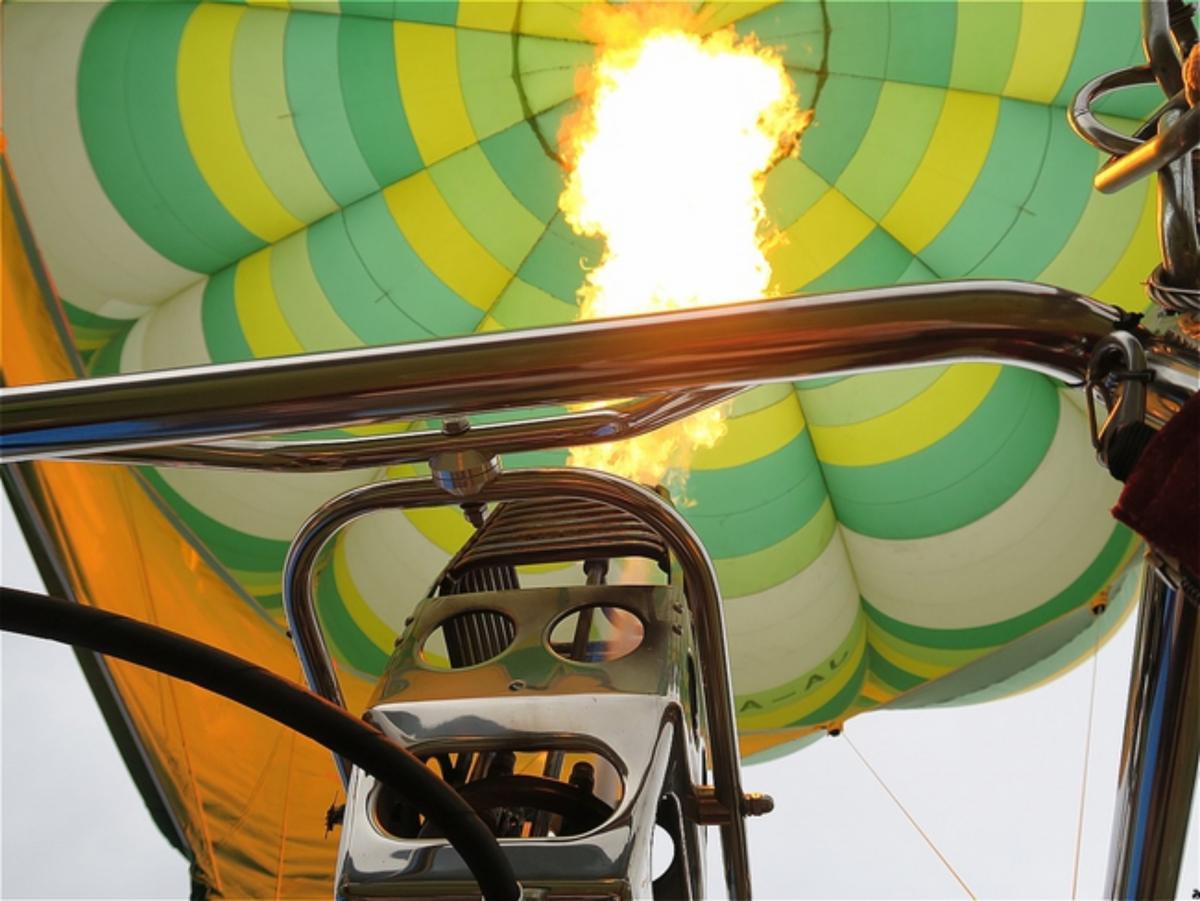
[1070,623,1105,899]
[844,733,977,900]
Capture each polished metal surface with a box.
[1070,0,1199,299]
[284,468,752,898]
[1106,558,1200,900]
[78,390,742,473]
[1094,102,1200,195]
[338,583,706,899]
[341,698,687,900]
[0,280,1125,462]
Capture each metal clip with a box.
[1086,332,1156,480]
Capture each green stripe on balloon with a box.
[514,36,592,113]
[305,200,472,344]
[797,73,884,186]
[714,499,837,599]
[315,549,390,677]
[79,3,260,271]
[867,645,924,694]
[763,157,828,230]
[62,301,131,354]
[516,216,597,304]
[1037,166,1148,294]
[430,147,550,272]
[1053,0,1144,112]
[284,12,379,207]
[479,121,566,223]
[140,468,288,583]
[822,367,1058,540]
[862,524,1136,651]
[920,99,1050,277]
[272,232,362,352]
[456,30,528,140]
[967,116,1099,279]
[800,227,920,292]
[940,565,1139,708]
[834,82,946,223]
[687,432,829,559]
[735,611,865,718]
[338,15,424,188]
[201,268,253,363]
[826,2,887,79]
[86,326,131,377]
[487,278,577,330]
[233,8,338,225]
[948,1,1020,93]
[886,2,956,87]
[789,651,869,727]
[736,2,824,70]
[798,368,947,429]
[344,193,482,337]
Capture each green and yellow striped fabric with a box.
[5,0,1157,768]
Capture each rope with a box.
[1070,623,1104,899]
[844,733,977,899]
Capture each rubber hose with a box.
[0,587,520,901]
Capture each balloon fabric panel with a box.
[2,1,1155,893]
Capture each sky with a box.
[2,493,1197,900]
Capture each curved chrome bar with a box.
[81,389,742,472]
[1070,65,1162,156]
[0,280,1125,463]
[283,468,753,899]
[1094,102,1200,194]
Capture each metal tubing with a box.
[1070,66,1162,156]
[0,280,1123,463]
[1143,0,1185,97]
[1106,558,1200,900]
[283,468,753,899]
[72,389,742,472]
[1095,102,1200,194]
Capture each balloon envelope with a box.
[1,1,1155,894]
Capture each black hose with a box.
[0,587,520,901]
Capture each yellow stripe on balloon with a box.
[234,247,304,358]
[245,0,290,8]
[692,390,804,471]
[1003,0,1085,104]
[511,2,591,40]
[384,172,512,311]
[737,621,867,732]
[456,3,519,33]
[867,623,971,682]
[394,22,478,165]
[808,364,1001,467]
[768,189,875,290]
[457,1,588,39]
[177,4,303,241]
[404,505,475,556]
[333,537,396,655]
[880,90,999,254]
[1090,181,1158,313]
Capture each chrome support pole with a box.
[0,280,1125,463]
[283,468,753,899]
[1106,557,1200,900]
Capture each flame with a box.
[560,5,808,488]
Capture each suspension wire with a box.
[1070,621,1105,899]
[844,732,977,900]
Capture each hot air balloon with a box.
[1,1,1195,898]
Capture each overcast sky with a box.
[2,494,1196,899]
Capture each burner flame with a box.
[560,5,808,489]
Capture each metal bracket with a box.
[1086,332,1157,480]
